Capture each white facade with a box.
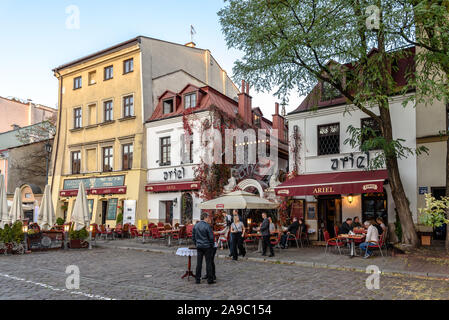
[287,94,418,226]
[145,112,209,224]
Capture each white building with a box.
[145,82,289,225]
[276,47,447,241]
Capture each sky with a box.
[0,0,304,116]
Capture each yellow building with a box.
[50,36,239,227]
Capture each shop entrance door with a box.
[164,201,173,224]
[318,196,342,237]
[101,201,108,225]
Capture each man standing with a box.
[260,212,274,257]
[192,213,215,284]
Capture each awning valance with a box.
[145,181,200,193]
[274,170,388,197]
[59,186,127,197]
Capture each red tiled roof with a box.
[148,85,239,122]
[291,46,416,115]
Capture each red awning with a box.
[145,181,200,193]
[275,170,388,197]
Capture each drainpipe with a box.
[51,71,63,193]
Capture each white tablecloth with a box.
[176,248,197,257]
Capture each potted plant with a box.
[418,194,449,246]
[68,228,89,249]
[56,218,65,226]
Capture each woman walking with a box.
[230,215,246,260]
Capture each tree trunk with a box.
[379,106,420,247]
[446,122,449,251]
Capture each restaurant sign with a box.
[63,175,125,190]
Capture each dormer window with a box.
[184,92,197,109]
[254,114,261,126]
[163,99,174,114]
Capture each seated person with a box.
[339,218,353,234]
[375,217,387,235]
[280,217,299,248]
[353,216,362,228]
[359,220,379,259]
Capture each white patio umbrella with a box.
[9,187,23,224]
[37,185,56,231]
[70,182,90,231]
[0,175,9,228]
[198,190,279,210]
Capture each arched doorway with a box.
[181,193,193,225]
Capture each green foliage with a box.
[116,212,123,225]
[56,218,65,226]
[69,228,89,240]
[418,194,449,228]
[395,211,403,242]
[0,222,24,244]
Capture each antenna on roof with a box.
[185,25,197,48]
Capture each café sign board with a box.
[63,175,125,190]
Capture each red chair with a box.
[324,231,344,255]
[334,225,339,237]
[286,229,300,248]
[157,222,164,228]
[129,225,142,239]
[151,227,162,240]
[186,224,194,243]
[364,233,386,257]
[243,233,256,250]
[270,232,281,250]
[173,226,186,244]
[99,225,114,240]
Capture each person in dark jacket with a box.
[339,218,353,234]
[260,212,274,257]
[192,213,215,284]
[353,216,362,228]
[280,217,299,248]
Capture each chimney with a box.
[272,102,285,143]
[238,80,253,125]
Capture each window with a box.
[102,146,113,172]
[321,82,341,101]
[254,114,261,126]
[123,95,134,118]
[73,108,82,129]
[318,123,340,155]
[163,99,174,114]
[361,118,381,150]
[104,100,113,122]
[73,76,82,90]
[124,58,134,74]
[184,93,197,109]
[104,65,113,80]
[88,71,96,85]
[160,137,171,166]
[71,151,81,174]
[122,144,133,170]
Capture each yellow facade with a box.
[51,41,147,227]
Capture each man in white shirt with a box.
[359,221,379,259]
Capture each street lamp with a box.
[63,224,70,250]
[44,141,53,185]
[22,225,28,253]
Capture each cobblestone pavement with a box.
[0,248,447,300]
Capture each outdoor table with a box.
[160,229,177,247]
[247,233,262,252]
[176,247,197,280]
[338,234,365,258]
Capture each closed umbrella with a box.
[0,175,9,228]
[9,187,23,224]
[70,182,90,231]
[38,185,56,231]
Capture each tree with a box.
[392,0,449,249]
[219,0,426,246]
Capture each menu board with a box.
[28,232,64,251]
[106,198,118,220]
[63,175,125,190]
